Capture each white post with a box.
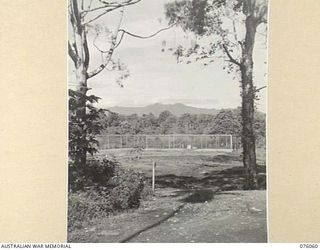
[152,161,156,193]
[230,135,233,151]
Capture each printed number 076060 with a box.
[300,244,318,248]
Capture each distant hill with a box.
[107,103,219,116]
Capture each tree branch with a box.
[114,30,125,48]
[82,4,115,15]
[83,29,90,68]
[71,0,82,32]
[87,8,125,79]
[118,24,174,40]
[68,41,78,65]
[88,21,174,79]
[255,86,267,92]
[222,44,241,66]
[82,1,125,14]
[83,0,141,25]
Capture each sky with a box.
[68,0,268,112]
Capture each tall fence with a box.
[96,134,241,151]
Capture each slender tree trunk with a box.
[71,0,90,169]
[240,14,259,189]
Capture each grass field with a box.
[98,148,266,191]
[69,148,267,243]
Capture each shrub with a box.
[68,158,117,191]
[68,188,113,230]
[108,167,146,210]
[68,160,150,231]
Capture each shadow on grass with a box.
[204,153,242,163]
[155,164,266,192]
[181,189,215,203]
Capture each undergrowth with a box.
[68,158,151,232]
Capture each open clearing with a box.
[69,149,267,243]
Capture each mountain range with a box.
[107,103,220,116]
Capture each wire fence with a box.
[96,134,241,151]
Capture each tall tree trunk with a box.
[71,0,90,169]
[240,14,259,189]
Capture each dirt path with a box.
[128,190,267,243]
[69,188,267,243]
[69,150,267,243]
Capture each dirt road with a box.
[69,188,267,243]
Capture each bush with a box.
[108,167,146,210]
[68,158,117,191]
[68,159,150,231]
[68,189,112,229]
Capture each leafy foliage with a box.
[68,164,150,231]
[68,90,107,166]
[209,109,241,135]
[164,0,249,70]
[165,0,209,35]
[108,167,147,210]
[68,158,117,192]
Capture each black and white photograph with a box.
[68,0,268,243]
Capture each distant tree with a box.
[164,0,268,189]
[126,114,143,134]
[209,109,241,135]
[178,113,198,133]
[139,113,159,134]
[196,114,215,133]
[158,110,174,123]
[158,111,177,134]
[105,112,121,127]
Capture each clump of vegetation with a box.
[68,89,151,232]
[68,159,151,231]
[68,158,116,192]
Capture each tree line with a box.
[99,108,265,147]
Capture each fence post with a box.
[152,161,156,193]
